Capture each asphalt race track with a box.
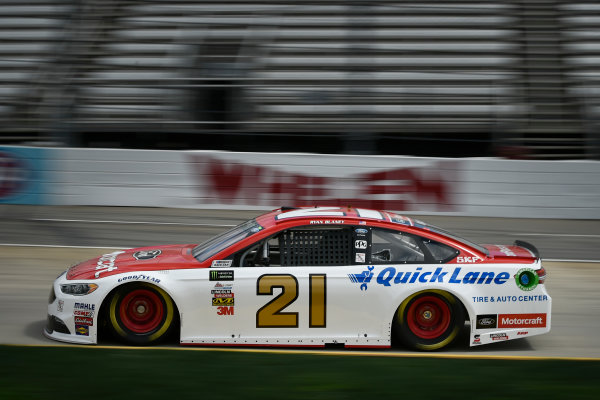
[1,205,599,359]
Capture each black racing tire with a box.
[107,283,176,345]
[395,290,464,351]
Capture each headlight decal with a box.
[60,283,98,296]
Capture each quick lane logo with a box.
[348,266,511,290]
[348,266,374,291]
[375,267,510,286]
[209,270,234,281]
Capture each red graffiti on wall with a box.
[190,156,456,211]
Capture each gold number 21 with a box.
[256,274,326,328]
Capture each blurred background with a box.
[1,0,599,159]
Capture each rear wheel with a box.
[395,290,464,351]
[108,283,176,345]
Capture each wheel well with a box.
[97,282,180,342]
[390,289,469,345]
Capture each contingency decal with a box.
[133,249,161,260]
[211,260,233,268]
[73,302,95,326]
[210,270,234,281]
[355,253,366,263]
[75,325,89,336]
[212,282,234,316]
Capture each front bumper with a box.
[45,271,102,344]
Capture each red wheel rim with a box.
[119,289,164,334]
[406,295,451,339]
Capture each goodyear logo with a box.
[209,270,234,281]
[212,297,234,306]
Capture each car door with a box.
[224,224,392,345]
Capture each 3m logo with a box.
[498,313,546,328]
[217,306,234,316]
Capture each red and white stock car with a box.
[45,206,551,350]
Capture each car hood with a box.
[482,244,537,260]
[66,244,200,280]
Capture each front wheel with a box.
[395,290,464,351]
[108,283,176,345]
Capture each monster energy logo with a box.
[209,270,234,281]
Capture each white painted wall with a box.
[3,146,599,219]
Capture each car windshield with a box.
[192,219,264,262]
[414,220,489,255]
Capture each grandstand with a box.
[0,0,598,159]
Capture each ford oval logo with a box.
[479,318,495,326]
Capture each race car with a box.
[45,206,551,350]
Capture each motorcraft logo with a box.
[476,314,497,329]
[498,313,546,328]
[210,270,234,281]
[133,249,161,260]
[348,266,510,290]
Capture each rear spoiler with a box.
[514,240,540,258]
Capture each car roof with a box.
[253,206,488,257]
[256,206,419,229]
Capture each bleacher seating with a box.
[0,0,598,159]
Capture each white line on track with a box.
[0,243,128,250]
[29,218,236,227]
[6,343,600,361]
